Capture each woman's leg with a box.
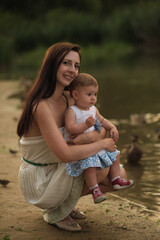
[81,165,129,195]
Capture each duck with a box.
[0,179,10,187]
[122,135,143,165]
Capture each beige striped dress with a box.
[18,127,84,224]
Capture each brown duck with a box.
[122,135,143,164]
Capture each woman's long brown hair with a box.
[17,42,81,137]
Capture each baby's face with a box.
[73,85,98,110]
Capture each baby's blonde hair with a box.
[69,73,98,94]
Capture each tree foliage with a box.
[0,0,150,17]
[0,0,160,69]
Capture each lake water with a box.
[91,57,160,212]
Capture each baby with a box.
[65,73,134,203]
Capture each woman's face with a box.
[57,51,80,87]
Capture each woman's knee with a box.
[96,167,110,183]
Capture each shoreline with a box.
[107,193,160,218]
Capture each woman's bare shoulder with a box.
[25,100,49,137]
[32,99,52,117]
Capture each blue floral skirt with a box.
[66,150,120,177]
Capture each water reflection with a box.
[117,122,160,212]
[94,61,160,212]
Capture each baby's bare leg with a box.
[81,167,109,195]
[83,167,107,203]
[109,154,120,179]
[83,167,97,188]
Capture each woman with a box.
[17,42,126,232]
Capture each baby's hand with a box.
[110,127,119,142]
[85,116,95,128]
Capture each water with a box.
[92,58,160,212]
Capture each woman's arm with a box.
[67,127,107,145]
[34,101,116,163]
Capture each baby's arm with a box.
[65,108,95,135]
[96,108,119,142]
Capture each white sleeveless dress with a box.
[18,127,84,224]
